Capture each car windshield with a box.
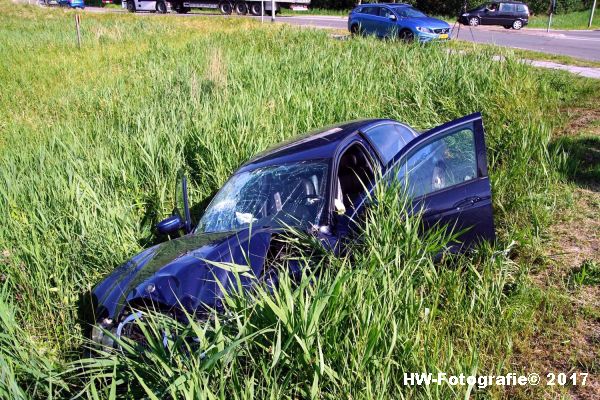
[197,161,329,233]
[394,6,427,18]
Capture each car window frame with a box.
[327,135,380,227]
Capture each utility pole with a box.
[589,0,597,28]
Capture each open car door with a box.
[386,112,495,250]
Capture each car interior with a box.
[335,144,375,215]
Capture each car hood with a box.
[92,228,273,321]
[406,17,451,29]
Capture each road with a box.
[85,7,600,62]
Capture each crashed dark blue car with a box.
[89,113,495,346]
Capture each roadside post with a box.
[271,0,275,21]
[74,13,82,48]
[546,0,556,32]
[589,0,597,28]
[261,0,264,23]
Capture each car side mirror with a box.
[156,215,184,235]
[389,14,397,21]
[175,170,192,234]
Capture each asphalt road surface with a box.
[85,7,600,62]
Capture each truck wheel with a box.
[249,2,262,15]
[156,1,167,13]
[126,0,135,12]
[234,1,248,14]
[219,1,233,14]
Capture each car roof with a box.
[237,119,405,173]
[359,3,412,7]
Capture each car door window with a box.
[396,128,477,198]
[499,3,515,12]
[379,7,393,18]
[516,4,527,12]
[364,123,416,164]
[363,6,379,15]
[487,2,499,11]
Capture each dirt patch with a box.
[548,187,600,268]
[557,107,600,137]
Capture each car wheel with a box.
[350,23,361,35]
[468,17,479,27]
[503,25,511,29]
[249,2,262,15]
[234,1,248,14]
[126,0,135,12]
[399,29,414,43]
[156,1,167,13]
[219,1,233,14]
[176,6,190,13]
[512,19,523,30]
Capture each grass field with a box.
[0,3,599,399]
[528,9,599,30]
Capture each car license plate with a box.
[439,33,449,39]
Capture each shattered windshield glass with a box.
[197,161,329,233]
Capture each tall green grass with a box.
[0,3,597,398]
[528,9,600,29]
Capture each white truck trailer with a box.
[123,0,310,16]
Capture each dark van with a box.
[459,2,529,30]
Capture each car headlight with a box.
[462,13,469,16]
[416,27,434,34]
